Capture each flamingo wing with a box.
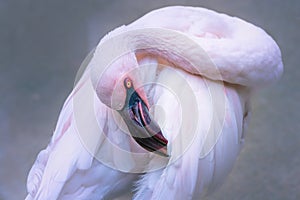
[133,66,248,199]
[26,72,138,200]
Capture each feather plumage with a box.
[26,6,282,200]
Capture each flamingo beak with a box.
[118,79,168,157]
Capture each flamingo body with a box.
[26,6,282,200]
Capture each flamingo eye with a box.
[124,78,132,89]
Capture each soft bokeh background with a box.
[0,0,299,199]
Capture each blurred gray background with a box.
[0,0,299,199]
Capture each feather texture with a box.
[26,6,282,200]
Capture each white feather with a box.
[133,66,248,199]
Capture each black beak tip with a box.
[133,135,169,157]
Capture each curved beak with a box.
[118,86,168,157]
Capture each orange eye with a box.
[125,78,132,89]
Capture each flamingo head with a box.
[92,52,168,156]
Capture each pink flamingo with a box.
[26,6,283,200]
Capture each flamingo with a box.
[25,6,283,200]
